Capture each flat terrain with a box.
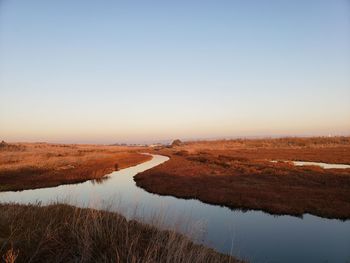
[0,203,239,263]
[135,137,350,219]
[0,142,151,191]
[0,143,242,262]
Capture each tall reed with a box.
[0,203,240,263]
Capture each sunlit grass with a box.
[0,203,240,263]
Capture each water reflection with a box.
[292,161,350,169]
[271,160,350,169]
[91,176,111,185]
[0,155,349,263]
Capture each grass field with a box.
[0,142,243,262]
[0,203,239,263]
[1,137,349,262]
[135,137,350,219]
[0,142,151,191]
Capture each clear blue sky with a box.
[1,0,349,143]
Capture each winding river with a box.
[0,155,349,263]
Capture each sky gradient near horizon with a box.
[1,0,350,143]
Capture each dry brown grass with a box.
[0,203,239,263]
[182,136,350,150]
[0,143,151,191]
[136,137,350,219]
[173,137,350,163]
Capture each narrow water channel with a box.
[0,155,349,263]
[271,160,350,169]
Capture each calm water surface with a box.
[0,155,349,263]
[292,161,350,169]
[272,160,350,169]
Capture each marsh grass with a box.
[0,143,146,171]
[138,138,350,219]
[0,143,151,191]
[0,203,239,263]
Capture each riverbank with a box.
[135,137,350,219]
[0,203,239,263]
[0,143,151,192]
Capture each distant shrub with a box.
[0,141,26,152]
[175,150,189,156]
[218,155,249,162]
[187,156,208,163]
[171,139,182,147]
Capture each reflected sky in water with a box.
[1,155,349,263]
[271,160,350,169]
